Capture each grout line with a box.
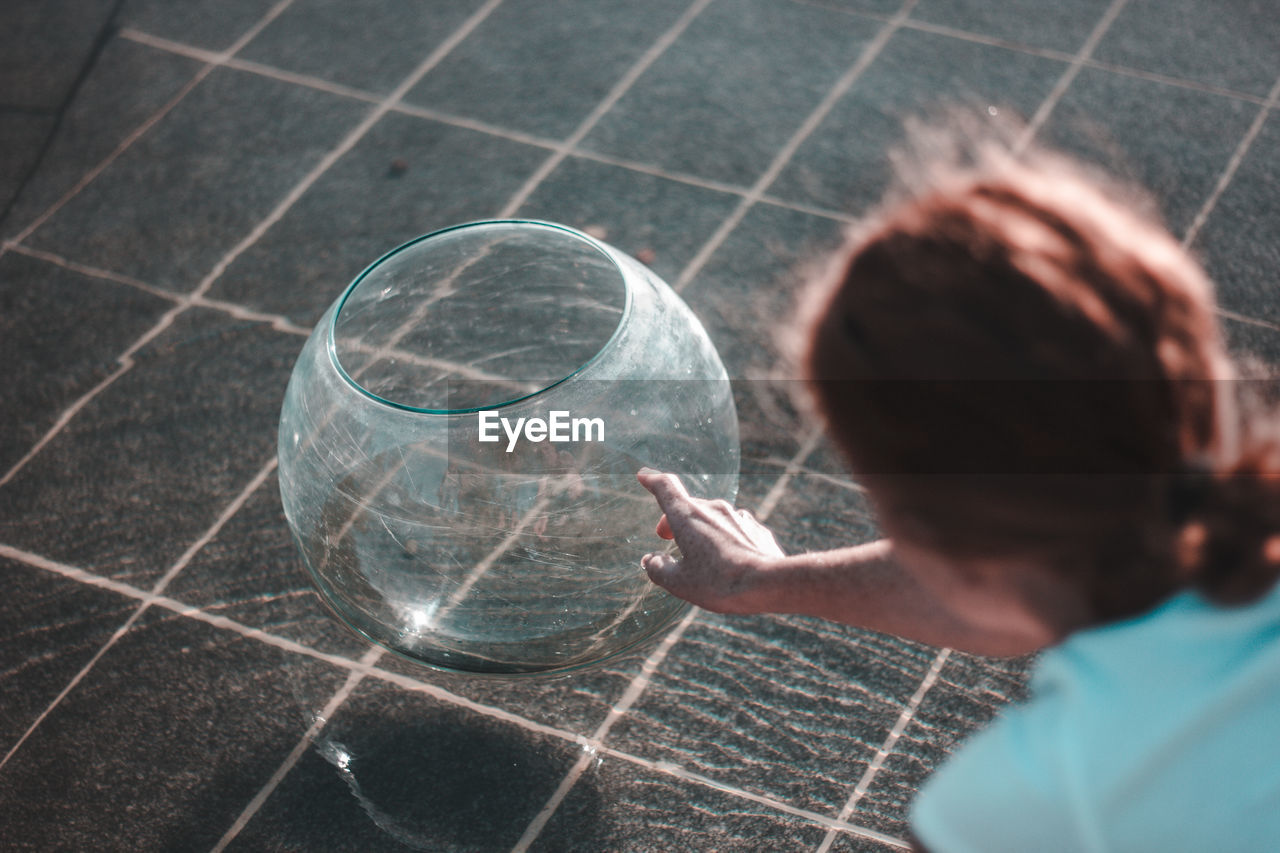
[1014,0,1130,152]
[497,0,717,219]
[120,28,385,107]
[1181,72,1280,248]
[598,744,914,850]
[757,427,824,521]
[0,603,142,773]
[8,0,297,247]
[1081,57,1271,106]
[2,241,184,304]
[674,0,918,293]
[115,22,872,230]
[210,646,385,852]
[897,16,1076,64]
[191,295,312,336]
[1216,306,1280,335]
[184,0,505,305]
[0,362,132,488]
[151,458,280,597]
[815,648,951,853]
[0,539,910,848]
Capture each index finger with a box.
[636,468,692,516]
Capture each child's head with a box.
[802,142,1280,620]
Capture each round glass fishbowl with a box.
[278,221,739,676]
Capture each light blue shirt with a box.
[911,581,1280,852]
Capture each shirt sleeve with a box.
[909,697,1092,853]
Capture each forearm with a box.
[743,540,1035,656]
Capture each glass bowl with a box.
[278,221,739,675]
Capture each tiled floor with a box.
[2,0,1278,850]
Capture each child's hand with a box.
[636,468,784,613]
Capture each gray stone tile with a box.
[847,651,1031,837]
[582,0,884,187]
[0,607,347,852]
[163,471,372,659]
[2,37,203,240]
[678,205,846,496]
[25,65,368,292]
[769,470,880,557]
[404,0,693,141]
[238,0,487,95]
[0,250,173,474]
[229,676,581,852]
[532,757,831,851]
[800,0,905,17]
[909,0,1113,54]
[117,0,284,52]
[207,110,548,328]
[0,308,301,585]
[513,155,742,286]
[1041,66,1258,237]
[606,609,936,815]
[1190,112,1280,325]
[683,203,847,379]
[1222,316,1280,377]
[0,557,137,758]
[1093,0,1280,98]
[770,26,1065,215]
[1,0,116,111]
[0,111,54,214]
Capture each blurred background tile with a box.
[0,607,348,851]
[1093,0,1280,98]
[581,0,884,187]
[0,309,299,585]
[25,66,368,292]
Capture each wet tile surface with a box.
[3,0,1276,848]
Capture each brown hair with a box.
[802,143,1280,620]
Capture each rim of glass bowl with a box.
[326,219,633,415]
